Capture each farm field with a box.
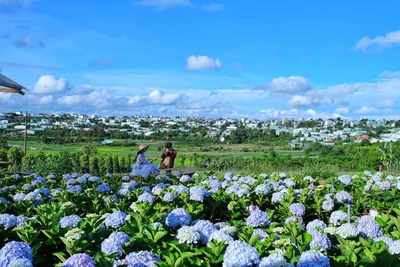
[7,140,305,158]
[1,170,400,266]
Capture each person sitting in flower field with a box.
[160,142,177,175]
[130,144,159,178]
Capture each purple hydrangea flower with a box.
[285,216,305,228]
[116,251,160,267]
[309,230,331,250]
[377,181,392,190]
[223,240,260,267]
[254,184,270,196]
[290,203,306,216]
[334,191,352,203]
[356,216,382,239]
[271,192,285,203]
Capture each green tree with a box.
[7,147,24,172]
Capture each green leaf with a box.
[53,252,67,263]
[349,252,358,263]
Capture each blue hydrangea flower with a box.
[21,184,33,191]
[246,210,270,227]
[338,175,352,186]
[190,186,207,202]
[271,192,285,203]
[37,188,52,198]
[163,193,175,202]
[66,185,82,193]
[63,174,72,180]
[306,219,327,232]
[116,251,160,267]
[61,253,95,267]
[176,226,200,244]
[335,223,359,239]
[101,231,130,257]
[59,215,82,228]
[152,222,164,229]
[121,176,131,182]
[0,241,32,266]
[104,211,127,229]
[356,216,382,239]
[329,211,348,226]
[388,240,400,255]
[222,240,260,267]
[17,216,34,227]
[224,172,233,181]
[180,175,193,183]
[303,176,314,183]
[285,216,305,228]
[117,188,130,196]
[8,258,33,266]
[208,230,234,245]
[335,191,352,203]
[289,203,306,216]
[192,220,217,244]
[77,177,87,184]
[105,195,119,203]
[165,208,191,228]
[170,185,189,195]
[252,228,269,242]
[136,192,155,203]
[88,176,101,183]
[226,184,241,195]
[322,197,334,212]
[297,251,329,267]
[0,197,8,205]
[97,183,111,193]
[66,179,77,185]
[13,193,26,203]
[259,253,293,267]
[254,184,270,196]
[309,230,331,250]
[0,214,18,230]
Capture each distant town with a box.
[1,111,400,146]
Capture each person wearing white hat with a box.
[129,144,159,178]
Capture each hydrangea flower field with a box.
[1,170,400,266]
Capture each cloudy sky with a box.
[1,0,400,119]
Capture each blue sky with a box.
[1,0,400,119]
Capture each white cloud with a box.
[128,96,141,104]
[380,70,400,79]
[39,95,53,104]
[202,3,223,11]
[57,95,82,105]
[355,106,379,114]
[33,75,69,94]
[376,100,395,108]
[136,0,192,10]
[288,95,313,107]
[335,107,350,114]
[269,76,312,94]
[356,30,400,52]
[186,55,222,71]
[147,89,181,105]
[307,109,316,116]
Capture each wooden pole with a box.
[24,111,27,156]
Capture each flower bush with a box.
[0,170,400,266]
